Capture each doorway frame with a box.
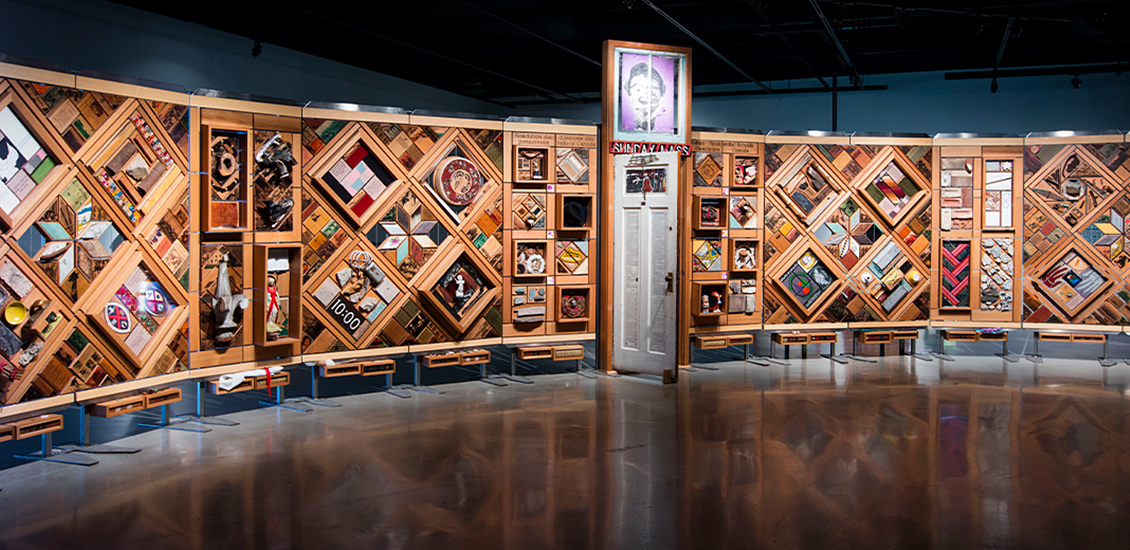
[599,40,694,373]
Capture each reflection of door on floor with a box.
[612,151,679,375]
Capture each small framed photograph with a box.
[607,43,691,145]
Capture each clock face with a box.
[435,157,483,206]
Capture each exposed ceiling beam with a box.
[455,0,601,68]
[273,0,586,105]
[808,0,863,87]
[642,0,773,93]
[740,0,830,89]
[945,63,1127,79]
[994,17,1015,69]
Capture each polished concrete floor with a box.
[0,354,1128,549]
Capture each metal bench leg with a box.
[176,381,239,426]
[15,432,99,466]
[61,405,141,454]
[140,404,213,432]
[1100,338,1118,367]
[931,332,955,362]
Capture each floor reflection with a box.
[0,356,1126,549]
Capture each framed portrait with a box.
[605,42,691,145]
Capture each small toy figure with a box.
[266,275,282,339]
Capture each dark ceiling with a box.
[109,0,1128,107]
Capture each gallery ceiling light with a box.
[252,40,262,58]
[1072,75,1082,89]
[990,76,998,93]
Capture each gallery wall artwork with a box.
[761,138,932,327]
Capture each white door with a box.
[612,151,679,375]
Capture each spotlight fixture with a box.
[1071,75,1082,89]
[252,40,262,58]
[623,0,634,8]
[990,77,999,94]
[895,8,908,31]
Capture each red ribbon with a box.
[264,368,272,399]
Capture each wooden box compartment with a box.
[0,423,14,443]
[359,359,396,377]
[422,352,462,368]
[145,388,182,408]
[692,282,726,319]
[555,194,594,232]
[774,333,810,345]
[1073,334,1106,343]
[92,394,147,418]
[730,239,758,272]
[942,330,979,341]
[514,240,552,278]
[694,337,728,349]
[1037,332,1073,342]
[253,245,302,347]
[320,363,361,378]
[891,330,919,340]
[556,285,593,323]
[210,377,255,395]
[202,124,251,232]
[726,334,755,346]
[517,346,554,360]
[14,414,64,439]
[551,345,585,361]
[861,331,893,344]
[460,350,491,366]
[978,331,1008,341]
[693,196,726,230]
[809,332,837,344]
[515,146,554,184]
[254,371,291,389]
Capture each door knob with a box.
[665,273,674,294]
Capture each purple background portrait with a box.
[619,52,676,134]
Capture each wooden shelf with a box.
[556,285,593,323]
[252,245,302,349]
[460,349,491,366]
[693,196,726,230]
[692,282,726,319]
[92,394,147,418]
[13,414,63,440]
[421,352,462,368]
[555,194,594,233]
[145,387,182,408]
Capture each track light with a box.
[623,0,634,9]
[1071,75,1082,89]
[895,8,908,31]
[990,77,999,93]
[252,40,262,58]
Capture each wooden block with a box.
[1037,332,1073,343]
[422,352,461,368]
[517,346,554,360]
[460,350,491,366]
[209,377,255,395]
[773,333,810,345]
[254,371,291,389]
[861,331,893,344]
[1072,334,1106,344]
[694,337,728,349]
[726,334,754,346]
[0,423,14,443]
[978,331,1007,341]
[320,363,362,378]
[942,330,979,341]
[551,345,585,361]
[92,395,147,418]
[145,388,182,408]
[809,332,837,343]
[358,359,396,377]
[13,414,63,439]
[890,330,919,340]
